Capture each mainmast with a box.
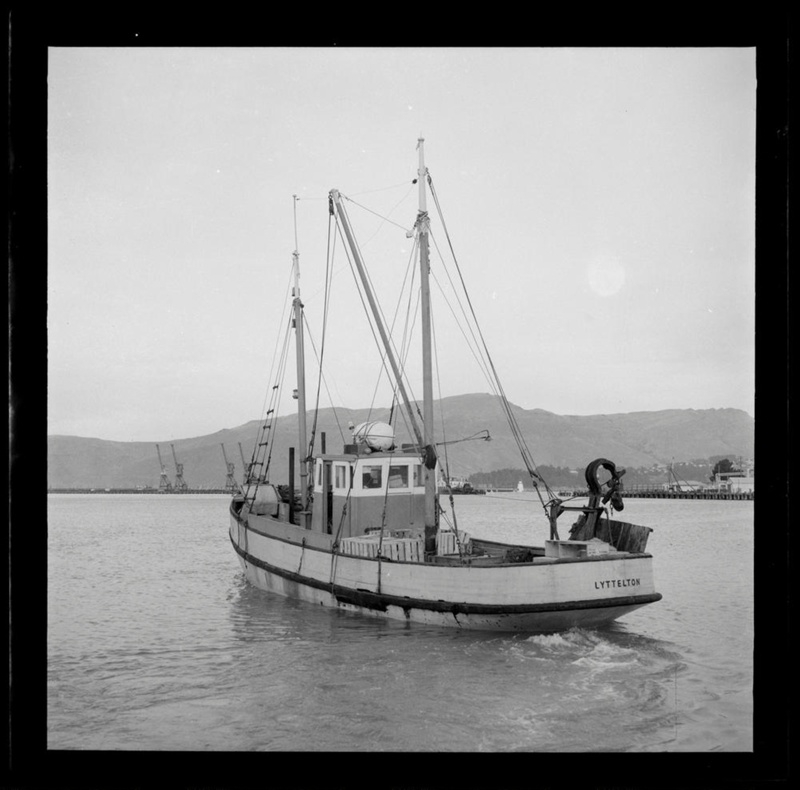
[292,196,310,526]
[328,139,439,556]
[416,137,437,555]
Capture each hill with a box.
[46,393,754,489]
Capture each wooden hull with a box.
[229,507,661,633]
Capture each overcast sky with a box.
[46,47,755,442]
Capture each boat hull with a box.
[229,508,661,633]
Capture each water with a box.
[47,493,753,752]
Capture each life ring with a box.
[584,458,625,511]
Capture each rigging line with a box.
[376,460,395,592]
[484,494,541,503]
[428,181,512,391]
[379,286,422,448]
[430,305,449,475]
[428,181,547,478]
[365,229,419,422]
[341,191,415,234]
[308,214,336,455]
[351,219,415,377]
[245,310,293,497]
[302,313,347,447]
[394,294,423,444]
[255,314,291,469]
[347,179,418,197]
[261,315,294,482]
[354,183,417,251]
[437,430,492,447]
[256,267,295,430]
[372,236,421,444]
[398,239,420,368]
[334,221,400,396]
[249,269,294,482]
[331,477,355,573]
[267,314,294,459]
[332,213,422,442]
[428,182,555,512]
[431,309,463,548]
[428,261,499,399]
[428,229,498,388]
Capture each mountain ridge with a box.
[47,393,754,489]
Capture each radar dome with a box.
[352,421,395,452]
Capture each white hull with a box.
[229,507,661,633]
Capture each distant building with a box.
[712,465,754,494]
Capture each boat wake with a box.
[521,626,684,670]
[466,628,691,751]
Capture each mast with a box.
[328,139,438,555]
[416,137,437,554]
[292,196,310,525]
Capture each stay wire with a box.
[368,232,421,436]
[428,176,556,510]
[342,189,416,235]
[302,313,347,447]
[431,305,464,554]
[263,313,294,482]
[307,213,340,454]
[245,307,293,499]
[332,200,422,445]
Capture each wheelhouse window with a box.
[413,464,424,488]
[387,465,409,488]
[361,466,383,489]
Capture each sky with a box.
[46,47,756,442]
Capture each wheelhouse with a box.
[310,452,430,539]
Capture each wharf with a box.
[623,488,753,501]
[555,488,753,501]
[48,488,234,495]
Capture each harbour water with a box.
[47,492,754,753]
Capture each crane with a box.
[170,443,188,491]
[156,444,173,492]
[239,441,255,485]
[220,443,238,492]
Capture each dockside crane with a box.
[156,444,173,492]
[220,443,239,492]
[239,441,255,485]
[170,443,189,491]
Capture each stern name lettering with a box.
[594,578,641,590]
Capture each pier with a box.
[556,487,754,501]
[622,488,753,501]
[48,487,233,495]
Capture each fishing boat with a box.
[229,139,661,632]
